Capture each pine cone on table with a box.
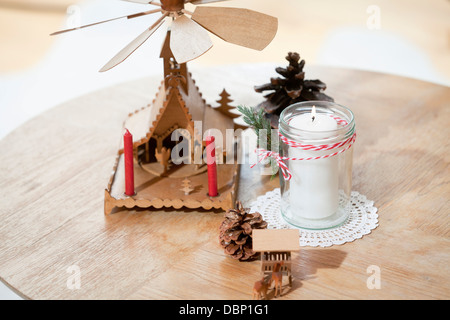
[219,201,268,261]
[254,52,334,128]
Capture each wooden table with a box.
[0,65,448,300]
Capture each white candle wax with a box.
[288,109,339,220]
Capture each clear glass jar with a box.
[278,101,356,230]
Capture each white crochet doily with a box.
[250,188,378,247]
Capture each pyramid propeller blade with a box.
[187,0,231,4]
[99,14,167,72]
[170,15,213,64]
[121,0,159,4]
[191,7,278,51]
[50,9,161,36]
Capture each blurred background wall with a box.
[0,0,449,299]
[1,0,449,139]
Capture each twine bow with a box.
[251,131,356,181]
[251,149,292,180]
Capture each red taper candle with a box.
[205,136,218,197]
[124,129,135,196]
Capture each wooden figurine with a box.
[252,229,300,295]
[155,147,171,173]
[271,261,284,297]
[50,1,278,214]
[252,275,271,300]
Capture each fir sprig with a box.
[237,105,272,148]
[237,105,279,177]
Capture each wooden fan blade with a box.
[50,9,161,36]
[191,7,278,51]
[121,0,155,4]
[186,0,230,4]
[170,15,213,64]
[122,0,162,5]
[99,15,166,72]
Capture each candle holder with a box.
[278,101,356,230]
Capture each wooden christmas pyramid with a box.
[50,0,278,214]
[104,30,243,214]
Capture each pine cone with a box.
[255,52,334,128]
[219,201,268,261]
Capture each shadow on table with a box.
[291,249,347,286]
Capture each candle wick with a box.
[312,116,315,122]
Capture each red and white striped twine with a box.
[251,116,356,181]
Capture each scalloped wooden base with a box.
[104,153,239,214]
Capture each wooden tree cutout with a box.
[216,89,240,119]
[180,178,194,195]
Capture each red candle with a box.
[124,129,135,196]
[205,136,218,197]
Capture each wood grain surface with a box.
[0,65,449,300]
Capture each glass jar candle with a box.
[278,101,356,230]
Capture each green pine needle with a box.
[236,105,272,146]
[237,105,278,178]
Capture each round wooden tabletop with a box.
[0,65,448,300]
